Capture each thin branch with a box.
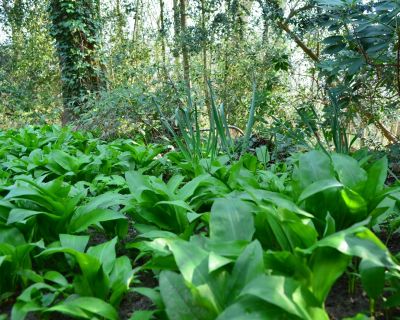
[286,4,314,22]
[276,20,320,63]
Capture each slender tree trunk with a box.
[139,0,144,41]
[159,0,167,75]
[223,44,230,112]
[116,0,125,37]
[396,122,400,138]
[201,0,210,111]
[133,0,141,42]
[180,0,191,89]
[262,18,268,45]
[172,0,181,78]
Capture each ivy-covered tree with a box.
[48,0,106,124]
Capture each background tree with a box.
[0,0,398,147]
[48,0,107,124]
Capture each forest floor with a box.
[3,232,398,319]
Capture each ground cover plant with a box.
[2,0,400,318]
[0,125,399,319]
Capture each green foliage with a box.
[318,0,400,91]
[133,197,399,319]
[0,125,399,320]
[1,1,400,319]
[291,150,396,232]
[159,100,235,162]
[0,1,60,126]
[48,0,106,123]
[75,86,161,140]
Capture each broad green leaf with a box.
[366,42,389,55]
[11,283,55,320]
[294,151,333,190]
[11,300,44,320]
[323,42,346,54]
[125,171,152,197]
[298,179,343,202]
[246,189,313,218]
[37,247,101,280]
[168,239,225,313]
[187,211,203,223]
[168,239,209,284]
[166,175,184,193]
[206,240,250,257]
[156,200,194,213]
[208,251,233,273]
[228,241,264,301]
[323,212,336,237]
[177,174,216,200]
[69,208,126,233]
[5,185,41,200]
[323,35,345,45]
[49,150,83,173]
[254,206,317,251]
[331,154,367,192]
[216,297,291,320]
[263,251,312,281]
[44,271,68,287]
[340,188,367,220]
[7,209,59,225]
[133,287,163,309]
[318,0,346,7]
[109,256,134,306]
[255,146,270,165]
[363,157,388,200]
[87,237,118,275]
[308,247,350,303]
[210,197,255,243]
[82,192,127,212]
[302,224,396,270]
[0,256,8,268]
[60,234,89,253]
[18,269,43,283]
[240,275,327,320]
[136,230,179,240]
[347,57,364,75]
[359,259,385,299]
[47,297,118,320]
[160,271,215,320]
[0,226,26,246]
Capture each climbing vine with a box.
[48,0,106,124]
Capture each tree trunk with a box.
[396,121,400,138]
[159,0,167,76]
[180,0,191,89]
[201,0,210,111]
[172,0,181,78]
[133,0,142,42]
[48,0,106,124]
[116,0,125,37]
